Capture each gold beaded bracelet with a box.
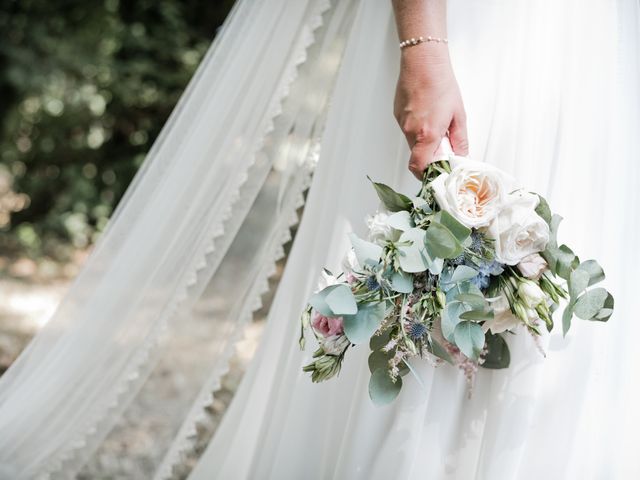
[399,36,448,49]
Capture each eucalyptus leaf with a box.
[343,302,386,344]
[450,265,479,283]
[453,320,485,360]
[390,270,414,293]
[441,301,471,342]
[368,177,412,212]
[574,288,609,320]
[369,329,391,350]
[459,309,494,321]
[428,337,454,364]
[556,245,579,280]
[455,293,487,310]
[349,233,382,267]
[592,292,614,321]
[324,284,358,315]
[535,194,552,225]
[568,269,590,300]
[577,259,605,286]
[425,222,462,259]
[397,228,430,273]
[439,210,471,243]
[368,349,393,373]
[309,284,344,316]
[387,210,414,231]
[369,368,402,406]
[562,303,574,336]
[481,332,510,369]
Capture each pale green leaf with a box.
[349,233,382,267]
[574,288,609,320]
[390,270,414,293]
[425,222,462,259]
[397,228,430,273]
[368,177,412,212]
[343,302,386,344]
[453,320,485,360]
[439,210,471,243]
[369,368,402,406]
[324,284,357,315]
[481,332,510,369]
[387,210,414,231]
[577,259,605,286]
[568,269,590,300]
[441,301,471,342]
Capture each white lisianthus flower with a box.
[487,190,550,265]
[341,249,360,284]
[366,212,400,246]
[431,157,515,228]
[320,334,350,355]
[483,293,521,334]
[517,279,547,309]
[517,253,548,279]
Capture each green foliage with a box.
[368,176,412,212]
[0,0,235,259]
[343,302,386,345]
[482,332,510,369]
[368,367,402,406]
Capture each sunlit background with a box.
[0,0,237,370]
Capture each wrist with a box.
[400,44,451,69]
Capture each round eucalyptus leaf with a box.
[368,368,402,406]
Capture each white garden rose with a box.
[366,212,400,246]
[431,157,514,228]
[487,190,550,265]
[483,294,521,334]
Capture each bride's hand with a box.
[394,47,468,179]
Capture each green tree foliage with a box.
[0,0,235,259]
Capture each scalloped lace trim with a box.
[38,1,331,479]
[153,145,320,480]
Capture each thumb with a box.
[448,111,469,156]
[408,136,443,180]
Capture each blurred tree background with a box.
[0,0,235,262]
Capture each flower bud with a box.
[517,279,546,308]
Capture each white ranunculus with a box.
[517,279,546,309]
[483,293,521,334]
[517,253,548,279]
[430,157,515,228]
[366,212,400,246]
[320,334,350,355]
[487,190,550,265]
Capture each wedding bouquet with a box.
[298,155,614,405]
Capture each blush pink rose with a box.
[517,253,548,280]
[311,312,344,337]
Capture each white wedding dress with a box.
[0,1,638,479]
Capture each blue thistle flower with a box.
[477,259,504,276]
[471,272,491,290]
[408,322,428,340]
[365,276,380,291]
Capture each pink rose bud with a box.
[517,253,548,280]
[311,311,344,337]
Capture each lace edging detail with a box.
[152,148,319,480]
[37,1,331,478]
